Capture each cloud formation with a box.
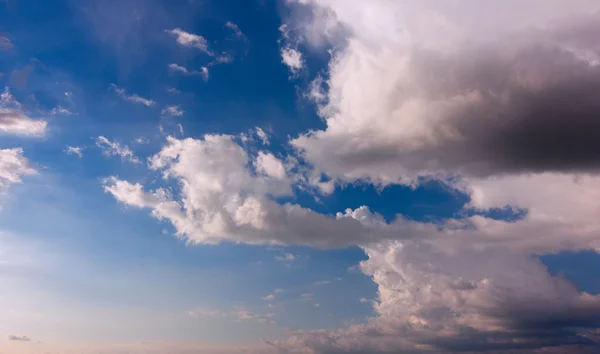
[96,136,140,164]
[166,28,212,55]
[8,335,31,342]
[0,148,36,193]
[0,88,47,137]
[110,84,155,107]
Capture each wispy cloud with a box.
[95,136,140,163]
[65,146,83,158]
[8,335,31,342]
[165,28,212,55]
[314,280,331,285]
[187,307,221,318]
[161,105,184,118]
[0,35,14,50]
[168,64,209,81]
[225,21,246,40]
[110,84,155,107]
[275,253,295,262]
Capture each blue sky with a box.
[2,1,600,353]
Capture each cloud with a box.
[288,1,600,186]
[275,253,295,262]
[166,28,212,55]
[103,135,386,247]
[161,105,184,118]
[235,310,276,325]
[254,127,269,145]
[0,88,47,137]
[50,106,74,116]
[65,146,83,158]
[168,64,209,81]
[255,151,287,180]
[225,21,246,40]
[110,84,155,107]
[0,148,36,193]
[280,48,304,75]
[8,335,31,342]
[261,294,275,301]
[187,307,221,318]
[96,136,140,164]
[0,35,14,50]
[264,1,600,352]
[314,280,330,285]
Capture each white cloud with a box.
[167,87,181,95]
[254,127,269,145]
[255,151,286,180]
[275,253,295,262]
[314,280,330,285]
[161,105,184,118]
[267,1,600,352]
[200,66,209,81]
[0,88,47,137]
[225,21,246,40]
[65,146,83,158]
[187,307,221,318]
[280,48,304,74]
[261,294,275,301]
[110,84,155,107]
[168,63,189,74]
[168,64,209,81]
[0,148,36,194]
[165,28,212,55]
[95,136,140,164]
[103,135,380,247]
[50,106,73,116]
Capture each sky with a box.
[2,0,600,353]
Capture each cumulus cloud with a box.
[265,1,600,352]
[0,88,47,137]
[103,135,392,247]
[280,48,304,74]
[278,24,304,75]
[96,136,140,164]
[110,84,155,107]
[289,1,600,185]
[166,28,212,55]
[0,148,36,193]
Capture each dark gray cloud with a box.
[292,13,600,183]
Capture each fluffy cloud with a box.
[96,136,140,164]
[110,84,155,107]
[0,88,47,137]
[103,135,395,247]
[266,1,600,352]
[289,1,600,185]
[0,148,36,193]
